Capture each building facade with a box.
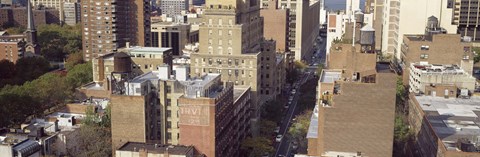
[0,40,25,63]
[277,0,320,61]
[400,34,474,85]
[189,0,279,118]
[81,0,151,61]
[115,142,195,157]
[260,0,289,53]
[151,22,196,56]
[159,0,188,17]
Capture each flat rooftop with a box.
[414,95,480,149]
[411,62,465,74]
[233,87,249,102]
[306,105,319,139]
[122,46,172,53]
[320,70,342,83]
[117,142,194,155]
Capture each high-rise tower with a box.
[81,0,151,61]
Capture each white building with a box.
[381,0,457,60]
[409,62,477,94]
[325,11,373,55]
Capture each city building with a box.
[399,32,474,85]
[0,5,59,29]
[109,63,252,156]
[24,0,40,55]
[63,1,80,26]
[81,0,151,61]
[29,0,79,25]
[381,0,457,60]
[0,137,42,157]
[0,40,25,63]
[178,82,251,157]
[115,142,195,157]
[159,0,188,18]
[452,0,480,41]
[365,0,384,52]
[408,94,480,156]
[408,62,477,94]
[189,0,280,118]
[260,0,289,53]
[277,0,320,61]
[151,22,199,56]
[307,24,396,157]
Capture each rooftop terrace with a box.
[117,142,194,155]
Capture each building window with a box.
[166,99,171,106]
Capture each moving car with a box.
[276,135,283,142]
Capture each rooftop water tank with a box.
[360,25,375,45]
[113,52,132,73]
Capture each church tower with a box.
[25,0,40,55]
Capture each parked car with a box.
[292,141,298,150]
[291,89,297,94]
[276,135,283,142]
[288,96,294,101]
[284,104,289,109]
[274,127,280,133]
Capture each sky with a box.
[325,0,366,11]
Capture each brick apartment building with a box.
[0,5,59,28]
[81,0,151,61]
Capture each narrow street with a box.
[273,34,326,157]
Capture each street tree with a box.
[241,137,274,156]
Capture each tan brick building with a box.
[260,0,289,52]
[307,39,396,156]
[400,34,474,85]
[81,0,151,61]
[115,142,195,157]
[189,0,280,119]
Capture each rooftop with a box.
[414,95,480,150]
[117,142,194,155]
[233,87,249,102]
[411,62,465,74]
[320,70,342,83]
[121,46,172,54]
[306,105,319,139]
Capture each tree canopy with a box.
[37,24,82,61]
[241,137,275,157]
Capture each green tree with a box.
[24,73,69,109]
[261,100,283,122]
[75,125,112,157]
[15,57,50,84]
[259,120,277,137]
[0,60,16,87]
[66,62,93,90]
[5,27,25,34]
[37,24,82,61]
[0,93,40,128]
[394,116,410,142]
[241,137,274,157]
[65,52,84,70]
[288,110,312,152]
[294,60,307,70]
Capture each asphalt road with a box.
[273,35,326,157]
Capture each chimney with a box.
[126,42,130,48]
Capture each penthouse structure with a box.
[409,62,477,94]
[408,95,480,156]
